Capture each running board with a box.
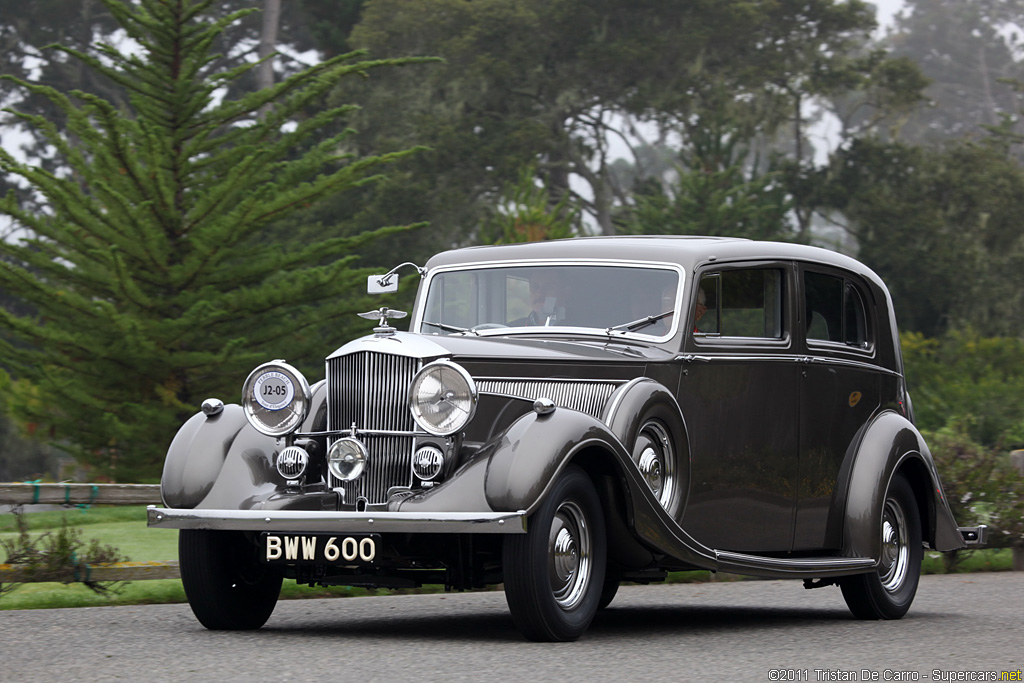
[715,550,876,578]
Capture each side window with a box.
[696,268,784,339]
[804,271,870,349]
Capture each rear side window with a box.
[696,268,784,339]
[804,271,870,349]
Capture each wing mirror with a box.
[367,262,426,294]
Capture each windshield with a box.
[418,264,681,337]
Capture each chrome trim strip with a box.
[296,429,422,438]
[679,353,804,363]
[678,353,900,376]
[411,259,687,341]
[475,376,625,384]
[807,356,902,377]
[146,506,527,534]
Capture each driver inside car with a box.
[510,269,570,326]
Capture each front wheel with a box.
[503,465,607,641]
[179,529,283,630]
[840,472,923,620]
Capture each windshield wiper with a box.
[606,310,674,334]
[421,320,477,335]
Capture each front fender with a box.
[161,405,246,508]
[160,403,279,509]
[395,409,623,515]
[842,411,963,559]
[483,408,630,514]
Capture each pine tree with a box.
[0,0,430,480]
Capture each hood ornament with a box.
[359,307,408,336]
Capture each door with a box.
[678,265,799,553]
[795,268,882,550]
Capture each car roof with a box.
[424,236,885,289]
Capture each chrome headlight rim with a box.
[408,359,478,437]
[241,361,311,437]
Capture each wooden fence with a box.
[0,482,180,583]
[4,475,1023,581]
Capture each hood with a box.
[327,331,675,364]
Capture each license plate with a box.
[261,533,379,565]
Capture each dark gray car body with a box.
[151,236,969,589]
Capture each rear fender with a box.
[842,411,963,559]
[602,378,691,516]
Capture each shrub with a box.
[0,509,126,597]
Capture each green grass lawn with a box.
[0,506,415,610]
[1,505,1017,611]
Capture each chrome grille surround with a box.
[476,378,622,420]
[327,351,421,504]
[326,342,624,504]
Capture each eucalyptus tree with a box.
[332,0,922,243]
[821,138,1024,337]
[880,0,1024,143]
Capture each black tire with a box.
[840,472,923,620]
[503,465,607,642]
[179,529,283,630]
[597,572,620,610]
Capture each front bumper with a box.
[147,506,527,534]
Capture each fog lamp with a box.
[328,437,368,482]
[276,445,309,480]
[412,445,445,481]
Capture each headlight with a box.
[408,360,478,436]
[241,361,311,437]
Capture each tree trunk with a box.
[257,0,282,95]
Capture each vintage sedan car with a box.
[148,236,984,641]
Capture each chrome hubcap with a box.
[638,448,662,493]
[635,420,674,508]
[879,498,909,593]
[548,500,591,610]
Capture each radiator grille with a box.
[327,352,420,504]
[476,379,619,419]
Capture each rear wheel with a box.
[503,465,607,641]
[840,472,922,620]
[632,418,676,510]
[179,529,283,630]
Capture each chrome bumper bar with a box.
[147,506,527,534]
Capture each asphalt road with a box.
[1,573,1021,682]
